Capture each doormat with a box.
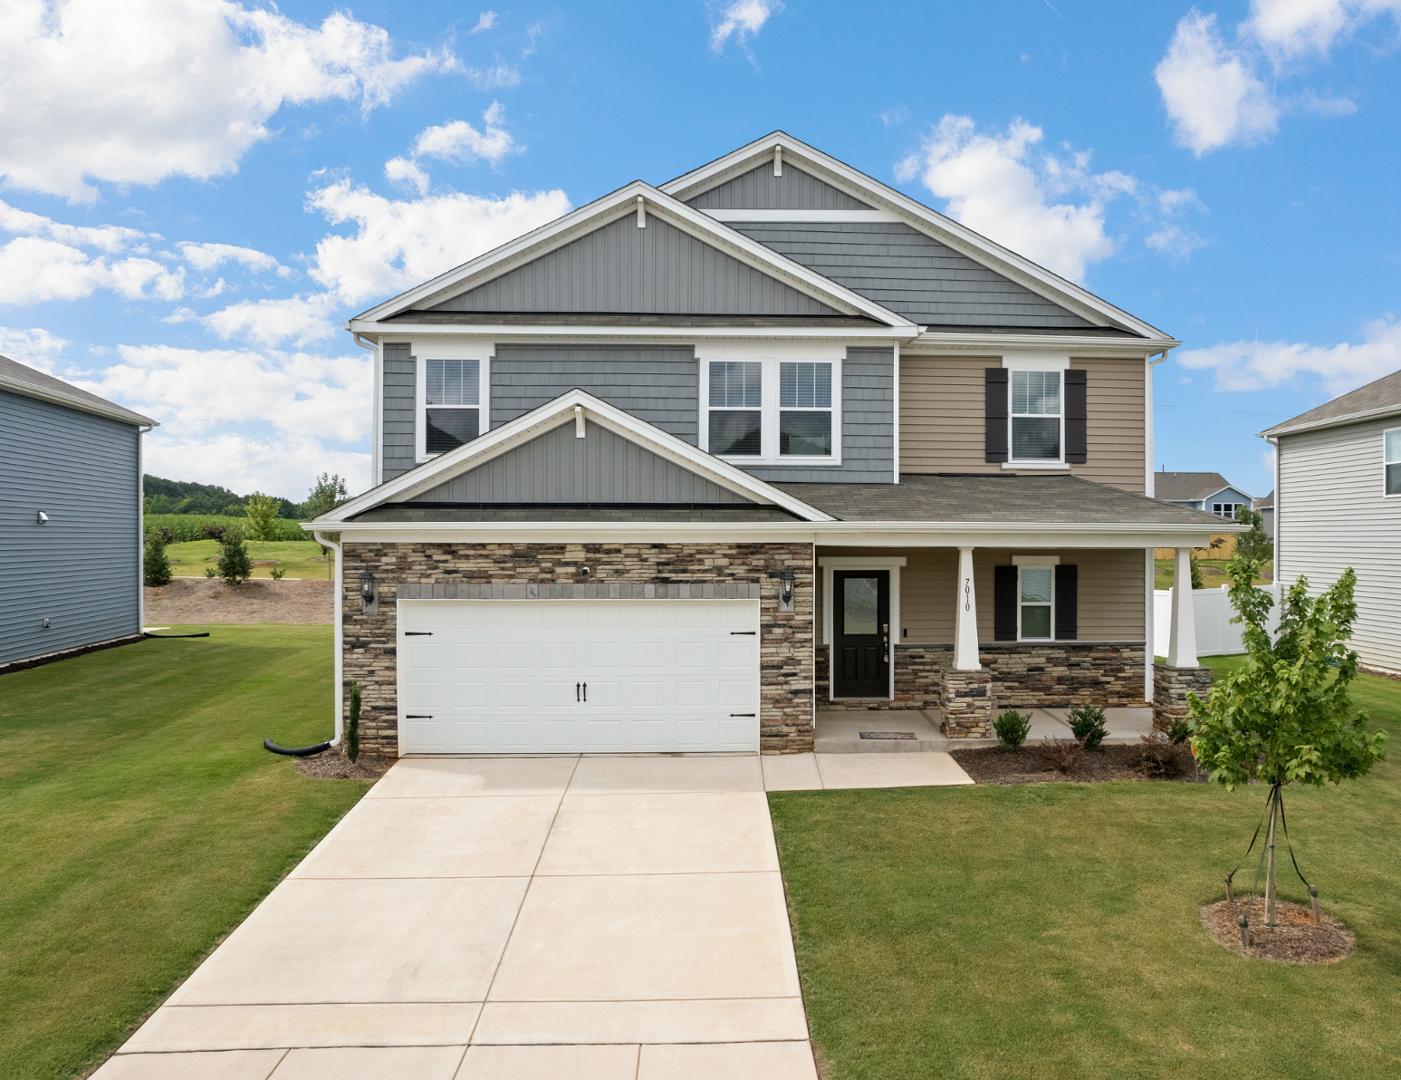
[860,730,916,740]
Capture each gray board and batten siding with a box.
[423,213,841,318]
[408,419,753,505]
[0,390,142,666]
[685,162,871,211]
[379,343,893,485]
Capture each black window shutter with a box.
[1065,369,1088,464]
[993,565,1018,641]
[1055,564,1078,640]
[985,368,1009,463]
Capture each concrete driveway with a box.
[98,755,817,1079]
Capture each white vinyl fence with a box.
[1153,586,1279,657]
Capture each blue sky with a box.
[2,0,1398,499]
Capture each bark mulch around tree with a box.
[1200,897,1355,964]
[294,751,392,781]
[950,741,1204,785]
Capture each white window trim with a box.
[1211,501,1241,519]
[1002,353,1069,470]
[818,556,905,701]
[416,352,491,463]
[1012,554,1058,643]
[1385,426,1401,498]
[698,343,843,467]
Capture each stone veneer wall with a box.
[817,642,1147,711]
[1152,663,1213,733]
[340,542,814,756]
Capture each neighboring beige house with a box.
[308,132,1227,757]
[1263,369,1401,674]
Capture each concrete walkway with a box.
[97,755,821,1080]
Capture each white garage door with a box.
[397,599,761,754]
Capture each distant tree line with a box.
[143,474,346,521]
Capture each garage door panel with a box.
[397,599,760,754]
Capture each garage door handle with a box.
[405,714,433,719]
[729,712,756,718]
[576,682,580,702]
[405,631,433,637]
[729,630,756,636]
[582,682,588,702]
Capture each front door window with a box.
[832,570,890,698]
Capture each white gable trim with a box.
[317,388,834,524]
[662,132,1174,343]
[351,180,914,330]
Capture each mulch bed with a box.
[293,750,392,781]
[951,741,1204,785]
[145,578,332,624]
[1200,897,1355,964]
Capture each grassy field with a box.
[770,658,1400,1080]
[1154,557,1273,590]
[166,539,333,580]
[0,625,365,1080]
[145,514,307,543]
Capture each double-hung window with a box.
[1009,368,1062,462]
[1386,428,1401,496]
[1017,564,1055,641]
[704,354,839,463]
[1211,502,1239,519]
[422,358,482,456]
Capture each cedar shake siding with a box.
[899,354,1148,493]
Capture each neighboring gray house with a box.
[1253,490,1275,538]
[1154,470,1253,519]
[308,131,1227,759]
[1264,369,1401,674]
[0,355,156,670]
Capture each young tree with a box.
[1189,552,1204,590]
[217,529,252,586]
[1233,506,1273,565]
[143,534,172,587]
[243,493,282,541]
[1188,552,1386,924]
[301,473,349,580]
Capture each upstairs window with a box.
[1211,502,1240,519]
[1010,369,1062,462]
[423,358,482,456]
[703,355,840,464]
[1387,428,1401,495]
[779,361,832,457]
[707,361,762,456]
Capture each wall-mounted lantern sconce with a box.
[359,570,377,612]
[769,568,796,612]
[36,510,49,525]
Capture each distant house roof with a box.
[0,354,155,427]
[1254,490,1274,510]
[1152,471,1242,503]
[1263,369,1401,437]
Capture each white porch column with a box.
[1167,546,1199,668]
[954,545,981,671]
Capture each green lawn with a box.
[1154,558,1274,590]
[0,625,365,1080]
[166,539,333,580]
[770,658,1401,1080]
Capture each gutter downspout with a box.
[1145,349,1170,704]
[313,529,344,747]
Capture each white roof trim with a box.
[352,322,912,340]
[1262,402,1401,439]
[351,180,914,330]
[662,132,1174,344]
[316,388,834,524]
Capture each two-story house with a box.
[310,132,1224,757]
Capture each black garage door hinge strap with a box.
[729,712,756,717]
[405,714,434,719]
[405,631,434,637]
[729,630,757,635]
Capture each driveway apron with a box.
[98,754,817,1080]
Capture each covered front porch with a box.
[814,704,1158,752]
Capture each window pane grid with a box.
[1019,567,1054,641]
[1009,368,1062,461]
[1387,431,1401,494]
[780,362,831,408]
[709,361,761,408]
[426,358,479,407]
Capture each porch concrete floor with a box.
[1027,706,1155,744]
[815,706,1156,754]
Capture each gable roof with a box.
[1153,471,1248,503]
[316,388,834,525]
[0,354,155,427]
[1262,369,1401,438]
[661,132,1175,344]
[349,180,915,332]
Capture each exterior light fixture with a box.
[769,568,796,612]
[359,570,376,608]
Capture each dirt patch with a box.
[294,750,392,781]
[1201,898,1354,964]
[951,740,1203,785]
[145,578,332,624]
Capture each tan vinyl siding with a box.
[898,355,1147,493]
[1277,418,1401,672]
[820,547,1146,645]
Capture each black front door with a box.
[832,570,890,698]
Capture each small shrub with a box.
[143,535,172,587]
[1138,730,1190,778]
[217,531,252,586]
[1166,716,1192,745]
[994,709,1031,750]
[203,566,217,579]
[269,566,286,580]
[346,681,362,763]
[1040,736,1081,774]
[243,493,282,541]
[1067,706,1107,750]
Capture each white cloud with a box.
[0,0,454,201]
[1146,224,1209,261]
[1154,11,1280,156]
[1247,0,1401,57]
[710,0,783,53]
[0,236,184,304]
[1177,317,1401,394]
[306,179,570,306]
[470,10,498,34]
[145,431,371,499]
[463,63,523,90]
[177,241,286,277]
[877,106,909,128]
[0,197,148,252]
[385,157,431,196]
[0,324,69,370]
[202,293,339,348]
[412,103,520,167]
